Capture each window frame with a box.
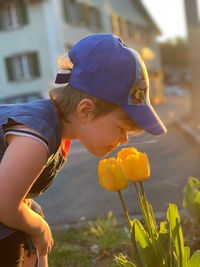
[5,52,41,83]
[0,0,28,31]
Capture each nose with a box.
[120,132,129,145]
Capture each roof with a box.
[132,0,161,35]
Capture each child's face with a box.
[77,108,139,157]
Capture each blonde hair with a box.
[49,84,118,121]
[49,84,141,133]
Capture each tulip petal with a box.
[118,148,151,182]
[117,147,139,166]
[98,158,128,191]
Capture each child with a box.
[0,34,167,266]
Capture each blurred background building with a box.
[0,0,163,104]
[184,0,200,115]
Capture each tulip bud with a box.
[98,158,128,191]
[117,148,150,181]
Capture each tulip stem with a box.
[117,190,131,229]
[139,182,152,227]
[139,182,161,260]
[133,182,153,238]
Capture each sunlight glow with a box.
[142,0,200,42]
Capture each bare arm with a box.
[0,134,52,255]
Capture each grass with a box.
[48,212,200,267]
[87,211,129,251]
[49,212,130,267]
[49,246,91,267]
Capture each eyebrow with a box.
[120,120,138,131]
[124,122,143,135]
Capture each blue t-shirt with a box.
[0,99,70,197]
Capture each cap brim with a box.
[122,104,167,135]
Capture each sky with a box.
[142,0,200,42]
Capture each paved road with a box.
[37,95,200,226]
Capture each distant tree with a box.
[159,38,191,86]
[160,38,189,68]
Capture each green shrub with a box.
[183,177,200,222]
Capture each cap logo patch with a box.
[128,58,149,105]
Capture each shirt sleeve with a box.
[4,127,49,154]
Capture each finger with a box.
[42,249,48,256]
[48,242,53,254]
[39,247,47,257]
[48,247,52,254]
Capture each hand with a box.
[30,221,54,256]
[24,198,32,208]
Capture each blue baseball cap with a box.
[55,34,167,135]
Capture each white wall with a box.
[0,1,55,98]
[0,0,161,100]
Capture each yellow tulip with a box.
[117,147,139,165]
[98,158,128,191]
[117,148,150,181]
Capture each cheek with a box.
[78,126,102,146]
[79,119,118,148]
[89,130,108,145]
[79,126,120,157]
[85,128,112,150]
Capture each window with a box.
[5,52,41,82]
[142,29,151,44]
[127,20,134,39]
[111,14,120,36]
[0,0,28,31]
[63,0,102,30]
[118,17,128,38]
[63,0,79,24]
[87,6,102,31]
[135,26,142,42]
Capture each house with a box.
[0,0,163,104]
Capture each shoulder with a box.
[0,99,62,155]
[5,125,49,157]
[5,133,48,161]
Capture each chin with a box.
[88,148,110,158]
[94,148,115,157]
[85,144,116,157]
[92,151,108,157]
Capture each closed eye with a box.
[118,126,126,133]
[128,128,143,136]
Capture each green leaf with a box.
[183,247,190,266]
[157,221,171,266]
[130,220,145,267]
[153,237,169,267]
[131,220,161,267]
[188,250,200,267]
[141,197,158,237]
[167,204,185,267]
[115,254,137,267]
[158,231,169,254]
[172,251,179,267]
[148,202,158,234]
[183,177,200,221]
[137,193,152,237]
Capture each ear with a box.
[76,98,95,122]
